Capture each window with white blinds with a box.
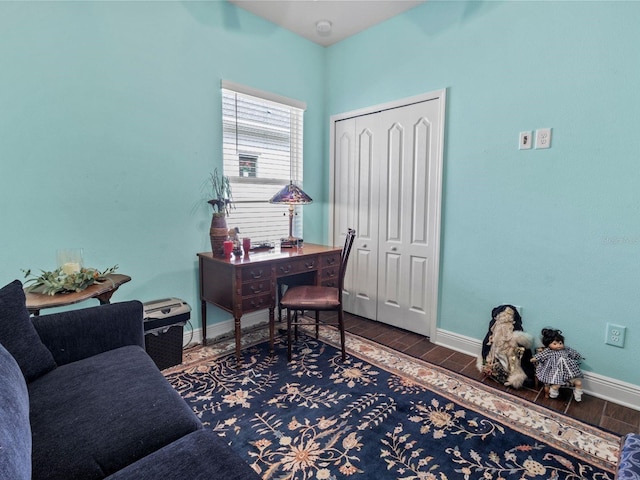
[221,83,305,245]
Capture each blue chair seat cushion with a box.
[28,345,202,480]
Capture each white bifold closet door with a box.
[332,90,445,338]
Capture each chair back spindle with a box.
[338,228,356,297]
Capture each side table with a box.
[25,273,131,315]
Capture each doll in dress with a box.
[476,305,534,389]
[531,328,584,402]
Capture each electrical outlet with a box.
[535,128,552,149]
[605,323,626,347]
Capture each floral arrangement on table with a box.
[22,265,119,296]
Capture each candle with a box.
[57,248,84,275]
[62,262,81,275]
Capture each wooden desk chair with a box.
[280,228,356,361]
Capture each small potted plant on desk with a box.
[208,168,234,256]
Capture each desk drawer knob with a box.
[250,284,266,294]
[304,261,316,269]
[323,269,337,279]
[250,269,264,279]
[279,265,293,274]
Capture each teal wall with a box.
[326,1,639,385]
[0,2,325,325]
[1,1,638,387]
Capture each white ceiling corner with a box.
[227,0,427,47]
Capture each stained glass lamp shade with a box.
[269,181,313,242]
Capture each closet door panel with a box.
[333,120,356,308]
[377,109,409,330]
[335,125,353,238]
[411,118,430,246]
[376,102,435,335]
[351,116,380,320]
[409,255,428,314]
[334,116,379,320]
[384,122,404,243]
[357,128,374,241]
[381,251,401,308]
[402,101,441,335]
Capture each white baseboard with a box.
[432,328,483,357]
[434,328,640,411]
[183,310,270,348]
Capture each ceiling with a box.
[227,0,427,47]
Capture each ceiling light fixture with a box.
[315,20,332,36]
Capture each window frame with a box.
[221,81,307,245]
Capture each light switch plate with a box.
[535,128,552,149]
[519,131,532,150]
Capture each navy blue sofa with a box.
[0,279,260,480]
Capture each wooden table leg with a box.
[234,315,242,362]
[96,286,120,305]
[269,306,275,352]
[201,300,207,346]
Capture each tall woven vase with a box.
[210,214,228,257]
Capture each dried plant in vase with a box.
[207,168,234,256]
[208,168,234,216]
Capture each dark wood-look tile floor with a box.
[316,311,640,436]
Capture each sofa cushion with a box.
[28,345,202,480]
[32,300,145,366]
[104,430,260,480]
[0,342,31,480]
[0,280,56,382]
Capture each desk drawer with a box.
[321,267,339,282]
[276,257,319,277]
[241,266,271,282]
[322,253,341,268]
[241,292,272,312]
[241,280,270,296]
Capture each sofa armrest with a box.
[617,433,640,479]
[32,301,144,366]
[104,430,261,480]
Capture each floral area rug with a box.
[164,326,619,480]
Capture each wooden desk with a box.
[25,274,131,315]
[198,244,342,361]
